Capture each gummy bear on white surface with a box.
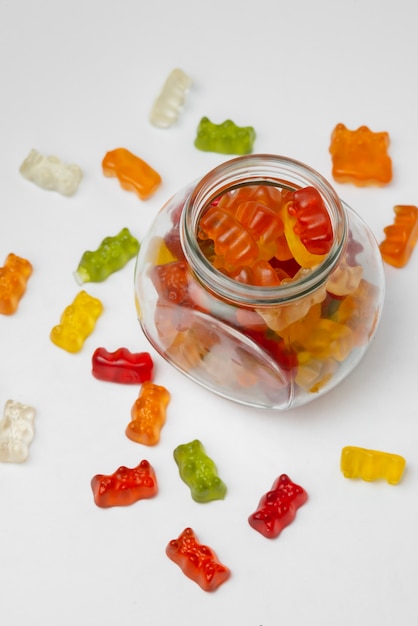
[19,149,83,196]
[149,68,192,128]
[0,399,36,463]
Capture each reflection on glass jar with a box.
[135,155,385,410]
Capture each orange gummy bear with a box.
[126,381,170,445]
[0,253,33,315]
[329,123,392,186]
[379,205,418,268]
[102,148,162,199]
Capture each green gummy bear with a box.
[194,116,256,155]
[74,227,140,284]
[173,439,227,503]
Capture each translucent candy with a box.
[91,459,158,507]
[173,439,227,503]
[19,149,83,196]
[329,123,392,187]
[326,261,363,297]
[194,117,256,155]
[379,205,418,268]
[74,227,140,284]
[0,400,36,463]
[102,148,161,199]
[126,381,170,446]
[0,253,33,315]
[50,290,103,353]
[248,474,308,539]
[149,68,192,128]
[341,446,406,484]
[166,527,230,592]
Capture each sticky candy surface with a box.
[19,148,82,195]
[74,227,140,284]
[248,474,307,538]
[329,123,392,186]
[166,527,230,592]
[0,253,33,315]
[50,290,103,353]
[92,347,154,384]
[149,68,192,128]
[173,439,227,503]
[102,148,161,199]
[0,400,36,463]
[379,205,418,268]
[194,116,256,155]
[341,446,406,484]
[126,381,170,446]
[91,459,158,507]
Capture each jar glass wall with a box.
[134,155,385,410]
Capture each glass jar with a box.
[134,155,385,410]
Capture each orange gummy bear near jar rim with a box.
[329,123,393,187]
[135,154,385,410]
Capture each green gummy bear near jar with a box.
[194,116,256,155]
[74,227,140,284]
[134,155,385,410]
[174,439,227,503]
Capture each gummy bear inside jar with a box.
[196,182,334,283]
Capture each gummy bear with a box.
[340,446,405,484]
[91,459,158,507]
[74,227,140,284]
[173,439,227,503]
[379,205,418,268]
[19,149,83,196]
[194,116,256,155]
[92,347,154,384]
[102,148,162,199]
[329,123,392,186]
[166,527,230,592]
[126,381,170,446]
[0,400,36,463]
[248,473,308,538]
[50,290,103,353]
[0,253,33,315]
[198,205,259,267]
[149,68,192,128]
[288,186,334,255]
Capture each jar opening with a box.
[180,154,347,306]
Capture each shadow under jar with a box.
[134,154,385,410]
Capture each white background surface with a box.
[1,1,417,624]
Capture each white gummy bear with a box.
[149,68,192,128]
[19,149,83,196]
[0,399,36,463]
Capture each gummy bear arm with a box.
[73,267,90,285]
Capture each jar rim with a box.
[180,154,347,306]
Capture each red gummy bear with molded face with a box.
[166,527,230,592]
[91,459,158,507]
[288,186,333,255]
[248,473,308,538]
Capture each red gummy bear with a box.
[91,347,154,384]
[248,473,308,538]
[166,527,230,592]
[91,459,158,508]
[288,186,333,255]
